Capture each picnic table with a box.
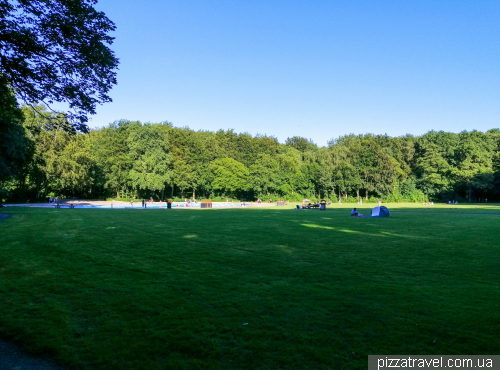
[54,204,75,208]
[303,203,320,209]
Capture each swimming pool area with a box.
[3,202,259,209]
[75,202,249,209]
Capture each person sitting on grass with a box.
[351,208,359,217]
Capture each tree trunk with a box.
[36,178,41,199]
[365,189,368,200]
[171,184,174,197]
[192,188,196,200]
[356,189,359,200]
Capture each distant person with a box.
[258,198,262,207]
[149,197,153,204]
[130,200,134,207]
[351,208,359,217]
[49,197,53,203]
[142,199,145,208]
[378,199,382,206]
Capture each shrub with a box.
[106,197,141,203]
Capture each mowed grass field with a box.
[0,204,499,370]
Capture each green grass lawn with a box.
[0,205,499,369]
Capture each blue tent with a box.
[370,206,390,217]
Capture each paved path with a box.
[0,339,65,370]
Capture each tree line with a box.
[2,105,499,203]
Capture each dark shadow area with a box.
[0,213,13,222]
[0,338,66,370]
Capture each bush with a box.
[108,198,134,202]
[342,196,360,203]
[210,196,238,202]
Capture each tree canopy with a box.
[0,74,30,181]
[0,0,119,130]
[3,114,499,203]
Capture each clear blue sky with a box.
[86,0,499,147]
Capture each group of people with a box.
[301,201,321,209]
[47,197,59,203]
[128,199,152,208]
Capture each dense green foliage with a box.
[0,76,30,183]
[0,205,499,369]
[0,0,118,129]
[0,0,118,200]
[3,110,500,202]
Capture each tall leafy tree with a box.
[285,136,317,153]
[276,146,303,197]
[452,130,495,201]
[316,147,334,199]
[19,104,73,198]
[209,158,249,197]
[0,76,30,183]
[0,0,119,129]
[127,124,172,196]
[56,134,96,197]
[249,153,279,196]
[91,120,135,198]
